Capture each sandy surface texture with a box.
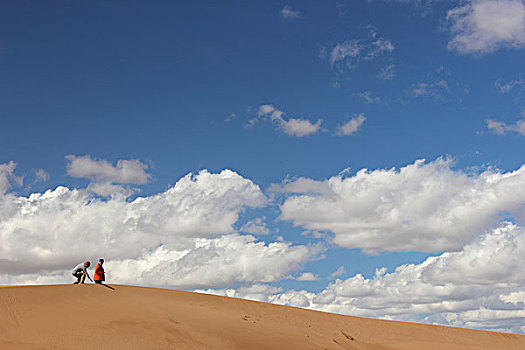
[0,284,523,350]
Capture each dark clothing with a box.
[72,271,86,284]
[94,280,103,284]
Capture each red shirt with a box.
[94,263,105,281]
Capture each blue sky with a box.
[1,0,525,333]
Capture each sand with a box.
[0,284,523,350]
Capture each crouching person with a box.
[94,259,105,284]
[72,261,93,284]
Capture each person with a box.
[94,258,105,284]
[72,261,93,284]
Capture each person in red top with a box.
[94,258,105,284]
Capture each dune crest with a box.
[0,284,523,349]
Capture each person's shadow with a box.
[98,283,115,290]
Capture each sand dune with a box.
[0,284,523,350]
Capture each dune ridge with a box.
[0,284,523,350]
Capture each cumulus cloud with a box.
[112,235,319,289]
[0,167,322,288]
[196,284,283,303]
[6,157,525,333]
[0,234,319,289]
[278,158,525,252]
[86,182,134,198]
[205,223,525,333]
[486,117,525,135]
[297,272,317,281]
[447,0,525,55]
[280,5,302,19]
[335,114,366,136]
[66,155,151,185]
[253,104,323,137]
[0,168,322,290]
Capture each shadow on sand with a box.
[97,283,115,290]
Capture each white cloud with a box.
[367,39,395,59]
[5,158,525,333]
[329,40,361,67]
[447,0,525,55]
[297,272,317,281]
[486,119,508,135]
[196,284,283,303]
[111,235,319,289]
[0,161,23,195]
[281,118,323,137]
[280,5,302,19]
[354,91,381,104]
[0,166,322,288]
[0,168,322,290]
[254,104,323,137]
[412,80,450,101]
[329,37,394,67]
[66,155,151,185]
[33,169,49,182]
[86,182,134,198]
[335,114,366,136]
[323,27,394,78]
[330,266,345,279]
[0,234,320,290]
[486,117,525,135]
[241,216,270,235]
[278,158,525,252]
[207,223,525,333]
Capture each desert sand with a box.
[0,284,523,350]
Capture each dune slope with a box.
[0,284,523,350]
